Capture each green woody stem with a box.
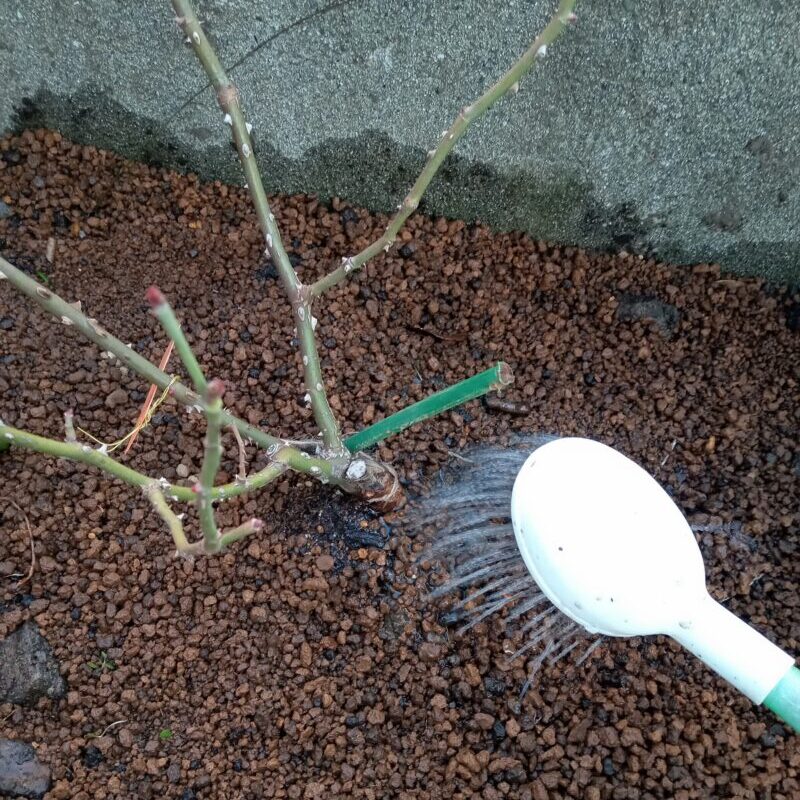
[144,483,200,554]
[311,0,577,297]
[0,422,290,502]
[171,0,343,451]
[196,380,225,552]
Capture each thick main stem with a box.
[171,0,342,451]
[310,0,578,297]
[197,383,224,552]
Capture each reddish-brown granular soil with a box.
[0,128,798,799]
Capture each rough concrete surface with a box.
[1,1,798,282]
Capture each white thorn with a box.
[192,31,200,44]
[266,233,273,249]
[241,142,251,158]
[246,122,253,134]
[223,113,232,126]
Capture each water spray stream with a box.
[414,435,800,734]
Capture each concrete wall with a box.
[1,1,798,282]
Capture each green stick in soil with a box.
[344,362,514,452]
[310,0,578,297]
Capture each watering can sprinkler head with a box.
[510,437,799,733]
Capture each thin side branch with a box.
[0,422,288,502]
[144,483,202,555]
[219,517,263,549]
[145,286,206,394]
[230,424,248,480]
[310,0,578,297]
[172,0,343,451]
[1,497,36,587]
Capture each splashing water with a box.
[410,434,602,692]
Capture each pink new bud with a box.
[207,378,226,400]
[145,285,166,308]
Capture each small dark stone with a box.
[491,720,507,740]
[0,623,66,706]
[583,372,596,386]
[344,528,386,549]
[345,715,360,728]
[598,668,625,689]
[0,739,51,799]
[181,789,197,800]
[239,330,252,342]
[1,150,21,165]
[616,293,681,338]
[602,756,616,776]
[323,337,337,349]
[0,318,14,330]
[189,759,201,771]
[232,759,243,773]
[399,244,415,258]
[255,262,278,281]
[483,675,507,696]
[323,649,335,661]
[248,367,261,379]
[81,745,104,769]
[188,249,198,258]
[341,208,359,224]
[70,608,82,622]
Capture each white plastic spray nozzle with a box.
[511,437,799,733]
